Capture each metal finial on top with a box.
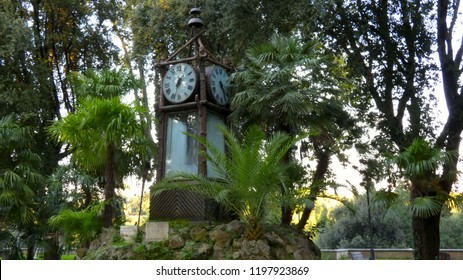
[190,7,201,15]
[188,7,204,28]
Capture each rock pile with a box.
[84,220,320,260]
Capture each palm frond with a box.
[390,138,457,180]
[48,203,104,244]
[48,96,145,172]
[152,125,301,238]
[0,190,16,207]
[230,34,342,134]
[372,190,399,209]
[410,196,443,219]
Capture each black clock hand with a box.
[174,75,184,98]
[219,81,229,100]
[176,76,183,88]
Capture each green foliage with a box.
[372,190,400,210]
[445,193,463,213]
[178,240,196,260]
[318,0,436,138]
[48,91,153,178]
[317,0,460,257]
[440,211,463,248]
[48,203,104,248]
[409,196,443,219]
[390,139,458,181]
[320,186,463,249]
[374,189,452,222]
[112,236,133,250]
[70,69,140,100]
[372,190,454,219]
[383,139,460,219]
[49,96,144,166]
[125,192,150,216]
[48,91,150,227]
[231,34,346,133]
[133,242,173,260]
[0,229,25,260]
[0,115,43,224]
[1,0,462,260]
[230,33,358,229]
[153,125,302,239]
[316,192,413,249]
[46,163,101,210]
[130,0,311,64]
[1,0,134,259]
[168,219,191,231]
[60,254,77,260]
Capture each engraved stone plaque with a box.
[120,226,137,241]
[144,222,169,243]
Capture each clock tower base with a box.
[150,190,230,222]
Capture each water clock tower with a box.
[150,8,232,221]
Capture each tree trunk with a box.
[26,243,35,260]
[103,143,116,228]
[280,148,294,225]
[280,205,293,225]
[412,213,441,259]
[279,123,296,225]
[297,137,331,232]
[137,161,149,232]
[410,184,442,260]
[43,232,60,260]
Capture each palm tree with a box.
[231,35,337,134]
[375,138,458,259]
[230,34,356,226]
[153,125,302,240]
[48,97,146,227]
[0,115,42,222]
[70,68,139,100]
[77,68,155,229]
[48,203,104,257]
[0,115,43,259]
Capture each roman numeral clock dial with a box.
[162,63,198,103]
[207,65,230,105]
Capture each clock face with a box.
[162,63,198,103]
[207,65,230,105]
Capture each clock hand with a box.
[174,75,184,97]
[219,81,227,95]
[176,76,183,88]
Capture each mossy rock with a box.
[83,220,320,260]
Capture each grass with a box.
[61,254,77,260]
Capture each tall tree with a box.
[49,96,146,227]
[231,34,359,227]
[385,138,458,258]
[436,0,463,200]
[0,115,43,259]
[49,66,150,229]
[1,0,123,258]
[316,0,462,259]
